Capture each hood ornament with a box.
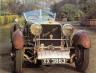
[50,34,53,39]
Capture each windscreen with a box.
[23,9,56,24]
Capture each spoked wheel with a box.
[11,49,23,73]
[75,45,89,72]
[11,49,16,73]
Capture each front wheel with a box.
[11,49,23,73]
[75,45,89,72]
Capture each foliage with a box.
[84,6,96,19]
[0,15,17,25]
[7,1,24,15]
[7,1,40,16]
[53,4,84,21]
[0,14,25,26]
[79,0,96,13]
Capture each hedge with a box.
[0,15,25,27]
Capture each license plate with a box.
[42,58,66,64]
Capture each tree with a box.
[79,0,96,13]
[7,1,40,15]
[7,1,24,15]
[52,3,84,21]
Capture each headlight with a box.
[62,24,74,36]
[30,24,42,36]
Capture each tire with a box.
[35,60,42,67]
[75,45,89,72]
[12,49,23,73]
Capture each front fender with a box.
[72,30,91,49]
[12,29,24,49]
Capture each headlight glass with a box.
[30,24,42,36]
[62,24,74,36]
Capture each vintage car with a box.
[10,9,91,73]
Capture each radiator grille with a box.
[40,25,61,46]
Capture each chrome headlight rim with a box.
[30,24,42,36]
[62,23,74,36]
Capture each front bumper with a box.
[37,50,70,64]
[37,50,70,59]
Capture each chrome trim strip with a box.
[36,39,69,41]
